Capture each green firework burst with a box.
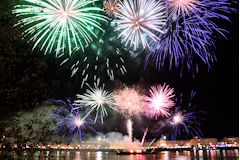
[13,0,108,56]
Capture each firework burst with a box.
[155,91,204,140]
[104,0,119,17]
[144,84,175,119]
[74,84,116,123]
[168,0,201,15]
[114,0,166,50]
[50,99,96,144]
[13,0,107,56]
[51,99,74,120]
[58,22,128,89]
[56,109,96,143]
[147,0,234,72]
[113,86,144,117]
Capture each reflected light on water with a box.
[206,150,209,157]
[56,151,60,160]
[210,150,216,157]
[176,151,179,156]
[160,151,169,160]
[235,149,239,157]
[96,151,102,160]
[216,150,220,157]
[4,149,240,160]
[129,154,135,160]
[67,151,70,160]
[226,150,231,157]
[184,151,191,158]
[34,151,40,158]
[193,150,196,157]
[222,150,226,157]
[230,150,235,157]
[199,150,203,160]
[75,151,81,160]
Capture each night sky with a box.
[140,12,239,139]
[0,0,238,142]
[42,6,239,139]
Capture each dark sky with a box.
[90,11,239,140]
[6,2,238,141]
[57,10,239,140]
[138,12,239,139]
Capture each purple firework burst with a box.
[146,0,236,73]
[155,91,205,140]
[50,99,96,144]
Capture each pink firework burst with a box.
[144,84,175,119]
[168,0,201,15]
[104,0,119,17]
[113,86,144,117]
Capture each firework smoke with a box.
[113,86,144,117]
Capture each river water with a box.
[0,149,239,160]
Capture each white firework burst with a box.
[168,0,201,15]
[104,0,119,17]
[13,0,107,56]
[74,84,117,123]
[114,0,166,50]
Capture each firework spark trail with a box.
[114,0,166,50]
[144,84,175,119]
[141,128,148,146]
[51,99,73,120]
[148,138,156,148]
[147,0,235,72]
[113,86,144,117]
[74,84,117,123]
[13,0,107,56]
[127,119,133,142]
[68,48,127,88]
